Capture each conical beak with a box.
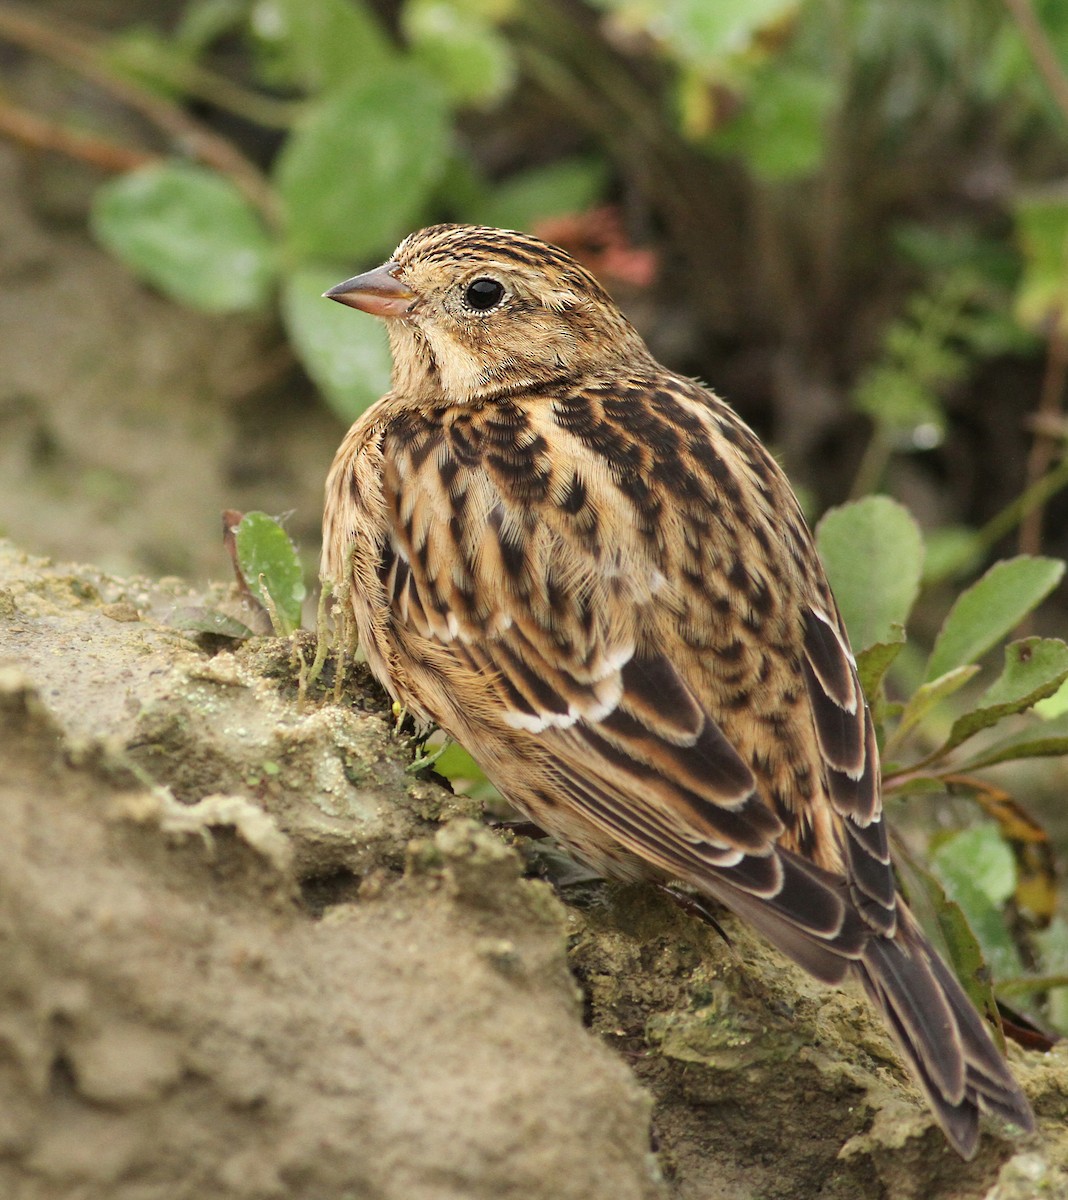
[323,263,416,318]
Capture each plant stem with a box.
[1003,0,1068,127]
[0,97,153,171]
[1018,314,1068,559]
[0,2,280,227]
[978,450,1068,557]
[996,973,1068,996]
[848,425,892,499]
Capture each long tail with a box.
[856,907,1035,1158]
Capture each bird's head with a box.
[325,224,652,404]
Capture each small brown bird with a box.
[322,223,1034,1157]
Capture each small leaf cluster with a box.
[818,496,1068,1030]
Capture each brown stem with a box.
[1018,315,1068,559]
[0,97,154,172]
[0,3,280,227]
[1002,0,1068,125]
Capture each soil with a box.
[1,541,1066,1200]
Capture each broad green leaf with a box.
[978,638,1068,710]
[885,665,979,756]
[432,740,499,801]
[816,496,924,652]
[933,824,1017,907]
[933,638,1068,757]
[1036,675,1068,718]
[708,65,835,181]
[250,0,394,91]
[924,556,1065,681]
[282,266,393,421]
[855,629,905,706]
[475,158,609,232]
[275,65,449,263]
[403,0,515,107]
[91,163,275,313]
[931,825,1021,981]
[594,0,796,68]
[234,512,306,634]
[955,710,1068,772]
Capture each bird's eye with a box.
[464,277,505,311]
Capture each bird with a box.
[320,222,1035,1158]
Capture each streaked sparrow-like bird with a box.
[322,223,1034,1157]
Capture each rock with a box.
[1,539,1064,1199]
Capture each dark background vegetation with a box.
[2,0,1068,1138]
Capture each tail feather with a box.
[858,909,1034,1159]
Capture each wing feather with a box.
[375,386,889,965]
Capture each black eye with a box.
[464,277,505,311]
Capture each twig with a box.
[997,973,1068,996]
[110,44,301,132]
[1018,314,1068,558]
[0,3,280,227]
[1003,0,1068,126]
[0,97,154,171]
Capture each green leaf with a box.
[855,629,905,707]
[403,0,515,107]
[234,512,306,634]
[249,0,394,91]
[902,859,1001,1032]
[91,163,275,313]
[475,157,609,231]
[1036,675,1068,719]
[282,266,393,421]
[933,824,1017,908]
[930,638,1068,757]
[887,665,980,755]
[955,710,1068,772]
[431,739,500,802]
[924,556,1065,681]
[594,0,796,67]
[979,637,1068,710]
[708,65,835,181]
[1014,197,1068,334]
[816,496,924,652]
[275,65,450,263]
[931,825,1022,981]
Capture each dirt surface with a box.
[1,540,1065,1200]
[0,137,337,583]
